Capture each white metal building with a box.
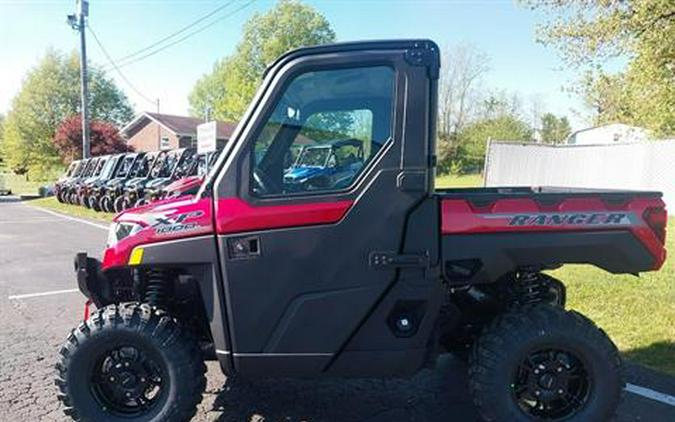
[567,123,649,145]
[484,139,675,209]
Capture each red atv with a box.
[57,40,668,422]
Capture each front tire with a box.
[469,305,623,422]
[55,303,206,422]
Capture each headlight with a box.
[107,222,143,247]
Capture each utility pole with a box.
[68,0,90,158]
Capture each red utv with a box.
[57,40,668,422]
[160,149,223,200]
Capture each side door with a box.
[212,40,439,376]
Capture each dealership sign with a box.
[197,121,217,154]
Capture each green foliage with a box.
[455,115,532,173]
[0,113,5,165]
[524,0,675,136]
[2,50,134,179]
[189,0,335,122]
[540,112,571,144]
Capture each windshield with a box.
[296,147,330,167]
[83,159,98,177]
[65,162,77,177]
[151,150,179,178]
[172,149,197,178]
[92,158,107,177]
[115,155,135,178]
[99,157,117,179]
[130,153,156,178]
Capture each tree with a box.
[0,113,4,165]
[438,44,490,137]
[540,113,572,144]
[2,49,134,178]
[54,115,132,163]
[455,115,532,173]
[436,44,490,174]
[189,0,335,121]
[523,0,675,135]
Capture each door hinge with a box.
[404,41,440,79]
[370,251,429,269]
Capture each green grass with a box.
[436,173,483,188]
[28,175,674,375]
[0,173,47,195]
[550,218,675,376]
[29,196,115,222]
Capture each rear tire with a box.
[55,303,206,422]
[468,305,623,422]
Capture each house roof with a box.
[568,123,647,138]
[120,112,237,139]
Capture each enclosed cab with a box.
[58,40,668,422]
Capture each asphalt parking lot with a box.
[1,197,674,421]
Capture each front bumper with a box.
[74,252,109,307]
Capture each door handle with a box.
[227,235,261,259]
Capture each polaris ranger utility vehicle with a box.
[58,40,668,422]
[55,160,83,203]
[284,139,365,191]
[136,148,198,207]
[79,155,113,209]
[100,153,146,213]
[59,158,91,204]
[116,151,162,212]
[161,149,223,200]
[64,157,99,205]
[85,154,127,211]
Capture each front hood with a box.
[125,177,148,189]
[165,176,203,193]
[103,196,214,269]
[145,177,171,190]
[284,166,325,181]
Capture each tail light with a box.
[643,207,667,244]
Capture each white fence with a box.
[483,139,675,209]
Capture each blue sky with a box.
[0,0,592,129]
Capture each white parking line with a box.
[8,288,80,300]
[26,205,108,230]
[625,383,675,407]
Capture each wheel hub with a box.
[513,348,590,420]
[91,346,164,416]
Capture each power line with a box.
[87,24,157,106]
[108,0,256,71]
[112,0,237,66]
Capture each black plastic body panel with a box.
[137,236,234,374]
[441,231,656,285]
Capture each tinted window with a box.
[250,66,394,196]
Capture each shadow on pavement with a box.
[209,355,478,422]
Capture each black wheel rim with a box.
[512,348,591,420]
[90,345,166,417]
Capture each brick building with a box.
[120,112,236,152]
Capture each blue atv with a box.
[283,139,365,191]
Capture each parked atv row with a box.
[54,147,221,213]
